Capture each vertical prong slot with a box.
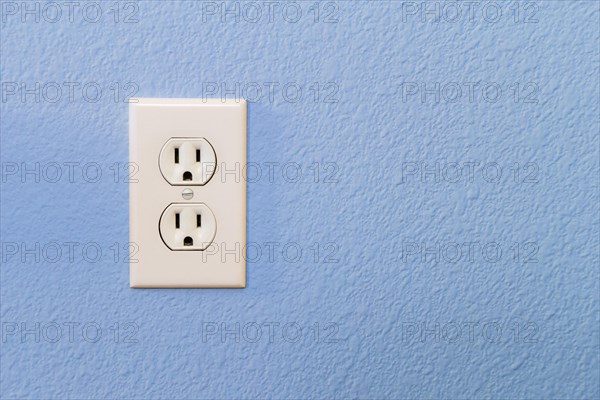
[175,213,180,229]
[174,148,179,164]
[197,214,202,227]
[196,149,201,162]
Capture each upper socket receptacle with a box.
[159,138,217,185]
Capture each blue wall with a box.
[1,1,599,398]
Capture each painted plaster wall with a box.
[1,1,598,398]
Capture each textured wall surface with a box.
[1,1,599,398]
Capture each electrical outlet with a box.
[159,203,217,251]
[159,138,217,185]
[129,98,246,288]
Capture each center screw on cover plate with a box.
[182,188,194,200]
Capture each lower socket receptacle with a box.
[159,203,217,251]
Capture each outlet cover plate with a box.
[129,98,246,288]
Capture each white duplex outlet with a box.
[129,98,246,288]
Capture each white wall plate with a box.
[129,98,246,288]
